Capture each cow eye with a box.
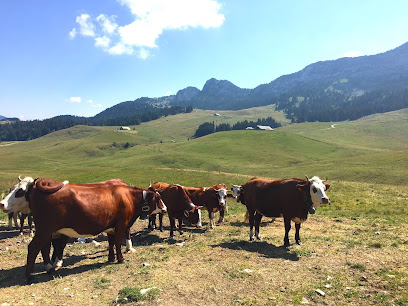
[15,188,25,198]
[312,187,317,193]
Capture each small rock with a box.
[92,296,98,299]
[301,297,309,304]
[175,242,184,247]
[77,238,86,243]
[243,269,253,274]
[315,289,325,296]
[4,247,9,252]
[324,284,332,289]
[326,276,332,281]
[346,287,352,290]
[140,287,159,295]
[64,288,69,291]
[375,231,380,235]
[80,251,85,255]
[67,294,74,298]
[31,294,36,297]
[387,274,395,278]
[360,276,368,281]
[92,240,101,247]
[142,262,150,267]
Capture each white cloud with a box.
[67,97,82,103]
[87,99,103,108]
[76,14,95,37]
[343,51,363,58]
[69,0,224,58]
[96,14,118,34]
[95,36,111,48]
[69,28,77,39]
[108,43,134,55]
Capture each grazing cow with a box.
[184,184,228,229]
[7,212,18,229]
[150,182,201,237]
[0,178,166,282]
[242,176,330,246]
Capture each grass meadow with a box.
[0,106,407,305]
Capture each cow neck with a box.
[303,184,314,213]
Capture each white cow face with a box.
[309,176,330,207]
[231,185,242,199]
[216,188,228,207]
[0,177,33,214]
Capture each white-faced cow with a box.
[183,184,228,229]
[241,176,330,246]
[150,182,202,237]
[0,177,166,283]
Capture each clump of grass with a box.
[369,242,382,248]
[346,262,366,271]
[115,286,160,304]
[93,276,110,289]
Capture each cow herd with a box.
[0,175,330,283]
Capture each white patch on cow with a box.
[0,177,33,214]
[44,263,53,272]
[56,227,115,238]
[249,228,254,240]
[63,180,69,185]
[143,190,148,200]
[126,239,136,253]
[53,259,63,268]
[309,176,330,207]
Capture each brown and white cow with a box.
[0,178,166,282]
[241,176,330,246]
[150,182,201,237]
[182,184,228,229]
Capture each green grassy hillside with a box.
[1,107,407,220]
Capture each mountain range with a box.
[93,41,408,118]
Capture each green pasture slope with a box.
[0,107,407,222]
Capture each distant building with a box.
[245,127,254,130]
[119,126,131,130]
[256,125,274,131]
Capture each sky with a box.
[1,0,408,120]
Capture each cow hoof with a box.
[296,240,302,246]
[284,241,290,247]
[160,229,164,232]
[118,259,125,264]
[108,258,115,263]
[47,267,56,275]
[250,237,255,242]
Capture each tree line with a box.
[0,105,193,141]
[194,117,282,138]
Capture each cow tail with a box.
[244,210,249,223]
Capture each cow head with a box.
[303,176,330,208]
[231,185,242,199]
[0,176,34,214]
[174,185,203,228]
[215,188,228,208]
[140,190,167,220]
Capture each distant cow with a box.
[0,177,166,282]
[7,212,34,236]
[184,184,228,229]
[241,176,330,246]
[150,182,201,237]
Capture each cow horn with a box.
[18,175,22,182]
[33,177,39,184]
[305,175,309,181]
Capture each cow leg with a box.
[26,234,52,282]
[169,216,176,237]
[107,234,116,262]
[125,229,135,253]
[295,223,302,245]
[148,214,156,231]
[218,207,225,223]
[254,212,263,240]
[248,209,256,241]
[114,230,125,263]
[51,235,69,269]
[159,213,164,232]
[28,214,34,237]
[177,216,184,235]
[41,240,54,274]
[8,212,18,229]
[19,214,26,235]
[209,211,215,229]
[284,217,291,247]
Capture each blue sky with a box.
[1,0,408,120]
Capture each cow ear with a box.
[325,184,330,191]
